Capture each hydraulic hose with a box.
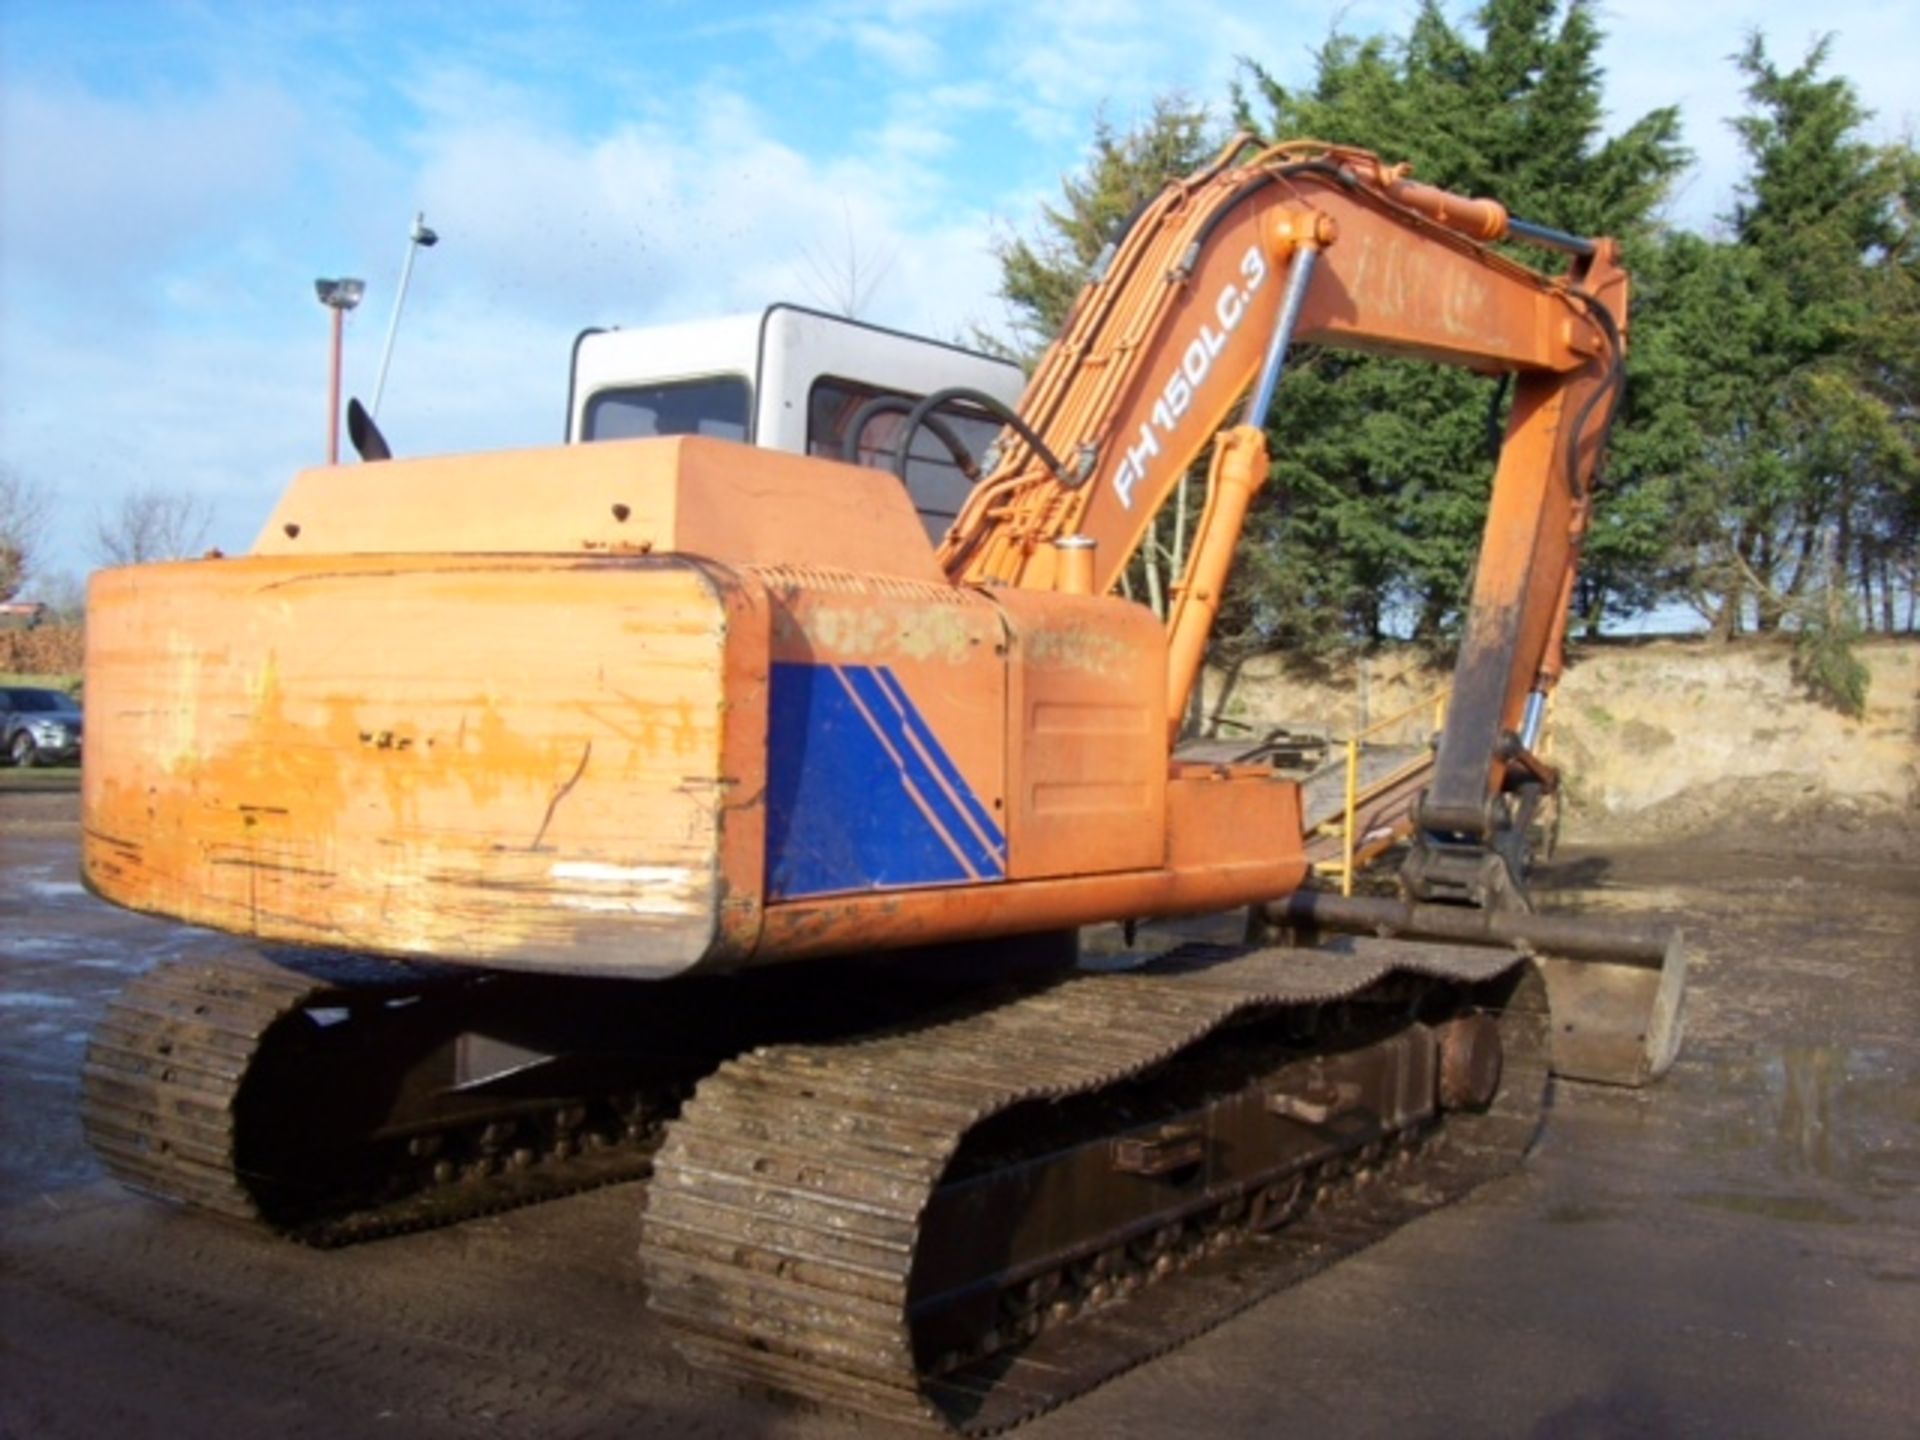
[1484,372,1512,463]
[889,386,1074,490]
[1562,290,1627,501]
[840,394,982,480]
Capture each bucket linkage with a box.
[1264,891,1686,1088]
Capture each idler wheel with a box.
[1436,1012,1504,1111]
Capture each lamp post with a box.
[315,277,365,465]
[372,213,439,419]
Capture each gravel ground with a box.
[3,781,1916,1439]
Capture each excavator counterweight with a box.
[78,137,1685,1429]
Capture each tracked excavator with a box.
[80,137,1686,1429]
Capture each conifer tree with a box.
[984,8,1915,669]
[1671,36,1915,664]
[1229,0,1686,650]
[985,97,1219,365]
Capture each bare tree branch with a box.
[91,487,214,568]
[796,200,897,318]
[0,467,55,602]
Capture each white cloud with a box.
[386,66,1003,338]
[4,0,1917,589]
[0,75,307,306]
[1,49,1015,584]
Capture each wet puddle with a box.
[1682,1041,1920,1220]
[0,991,79,1010]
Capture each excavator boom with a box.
[943,141,1623,588]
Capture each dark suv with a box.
[1,687,83,767]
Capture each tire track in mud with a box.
[1,1186,825,1440]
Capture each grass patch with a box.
[0,766,80,793]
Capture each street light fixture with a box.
[316,276,365,465]
[372,212,440,419]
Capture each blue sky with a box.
[2,0,1914,591]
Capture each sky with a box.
[2,0,1914,592]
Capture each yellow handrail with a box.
[1341,735,1359,895]
[1353,683,1449,747]
[1316,681,1450,895]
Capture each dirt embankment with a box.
[1203,635,1919,846]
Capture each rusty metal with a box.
[1269,891,1687,1087]
[1266,1078,1363,1125]
[83,948,690,1244]
[1270,890,1676,966]
[1436,1013,1504,1110]
[1111,1126,1206,1177]
[1535,949,1688,1088]
[81,941,1089,1246]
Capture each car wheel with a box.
[9,732,37,768]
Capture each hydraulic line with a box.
[839,393,982,479]
[1506,216,1599,258]
[890,385,1075,489]
[1561,288,1627,501]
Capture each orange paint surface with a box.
[756,766,1304,961]
[990,589,1166,878]
[258,435,943,584]
[84,553,768,977]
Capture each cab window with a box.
[807,377,1001,541]
[582,377,750,442]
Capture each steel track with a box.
[641,937,1549,1431]
[81,948,672,1246]
[82,937,1549,1431]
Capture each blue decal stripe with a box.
[865,665,1008,859]
[830,667,984,881]
[839,667,1002,879]
[851,666,1006,877]
[764,662,977,899]
[855,666,1003,868]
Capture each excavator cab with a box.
[567,303,1021,539]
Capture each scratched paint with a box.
[550,861,699,885]
[84,554,743,977]
[1018,624,1135,678]
[801,604,980,666]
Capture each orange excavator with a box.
[80,137,1685,1429]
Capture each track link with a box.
[82,948,671,1245]
[83,949,322,1225]
[641,938,1549,1431]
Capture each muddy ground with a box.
[2,779,1916,1439]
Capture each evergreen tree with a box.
[983,97,1220,365]
[983,8,1915,669]
[1673,36,1915,662]
[1230,0,1687,650]
[1854,151,1920,630]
